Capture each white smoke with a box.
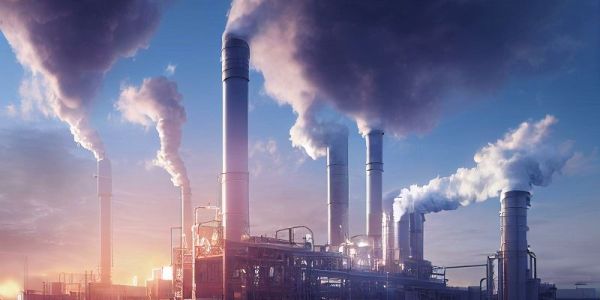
[394,115,574,218]
[117,77,189,187]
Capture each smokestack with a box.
[395,213,410,263]
[181,185,192,249]
[327,133,349,246]
[221,34,250,242]
[408,212,424,261]
[97,159,112,284]
[366,129,383,256]
[500,190,530,300]
[382,212,394,266]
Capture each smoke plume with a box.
[226,0,588,158]
[0,0,162,160]
[117,77,189,187]
[394,115,574,218]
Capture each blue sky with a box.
[0,0,599,293]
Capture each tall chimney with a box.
[327,132,349,247]
[499,190,530,300]
[365,130,384,257]
[97,159,112,285]
[408,212,424,261]
[221,34,250,298]
[221,34,250,242]
[181,185,192,249]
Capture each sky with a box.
[0,0,599,298]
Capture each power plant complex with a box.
[14,36,596,300]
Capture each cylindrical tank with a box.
[395,213,410,263]
[221,34,250,243]
[97,158,112,284]
[500,190,530,300]
[327,132,349,246]
[366,130,384,257]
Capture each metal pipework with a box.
[365,129,384,257]
[97,158,112,285]
[499,190,531,300]
[409,212,424,261]
[181,185,193,249]
[327,132,349,247]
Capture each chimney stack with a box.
[395,212,410,263]
[499,190,530,300]
[221,34,250,243]
[181,185,192,249]
[365,130,384,257]
[97,159,112,285]
[327,132,349,247]
[408,212,424,261]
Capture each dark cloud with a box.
[227,0,595,154]
[0,0,163,159]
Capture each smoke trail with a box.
[225,0,590,158]
[0,1,162,160]
[117,77,189,187]
[394,115,574,218]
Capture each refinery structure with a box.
[13,34,597,300]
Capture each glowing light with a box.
[0,279,21,299]
[132,275,138,286]
[161,266,173,280]
[357,241,369,247]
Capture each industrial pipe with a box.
[365,130,384,258]
[97,159,112,285]
[327,131,349,247]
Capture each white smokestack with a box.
[394,115,573,219]
[366,129,384,257]
[181,185,192,249]
[383,190,400,266]
[500,190,531,300]
[327,132,349,246]
[97,159,112,284]
[221,34,250,242]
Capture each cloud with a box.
[0,0,163,160]
[226,0,591,158]
[165,64,177,76]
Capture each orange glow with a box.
[0,279,21,299]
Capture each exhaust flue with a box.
[408,212,425,261]
[366,130,384,256]
[500,190,531,300]
[97,159,112,284]
[327,132,349,246]
[181,185,192,248]
[222,34,250,243]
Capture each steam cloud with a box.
[0,0,162,160]
[394,115,574,218]
[117,77,189,187]
[226,0,587,158]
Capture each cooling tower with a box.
[365,130,384,257]
[181,185,192,249]
[221,34,250,243]
[499,190,530,300]
[97,158,112,284]
[327,132,349,247]
[409,212,424,261]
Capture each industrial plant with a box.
[11,34,596,300]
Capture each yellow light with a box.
[161,266,173,280]
[0,279,21,299]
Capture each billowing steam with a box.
[117,77,189,187]
[0,1,162,160]
[394,115,574,218]
[226,0,586,158]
